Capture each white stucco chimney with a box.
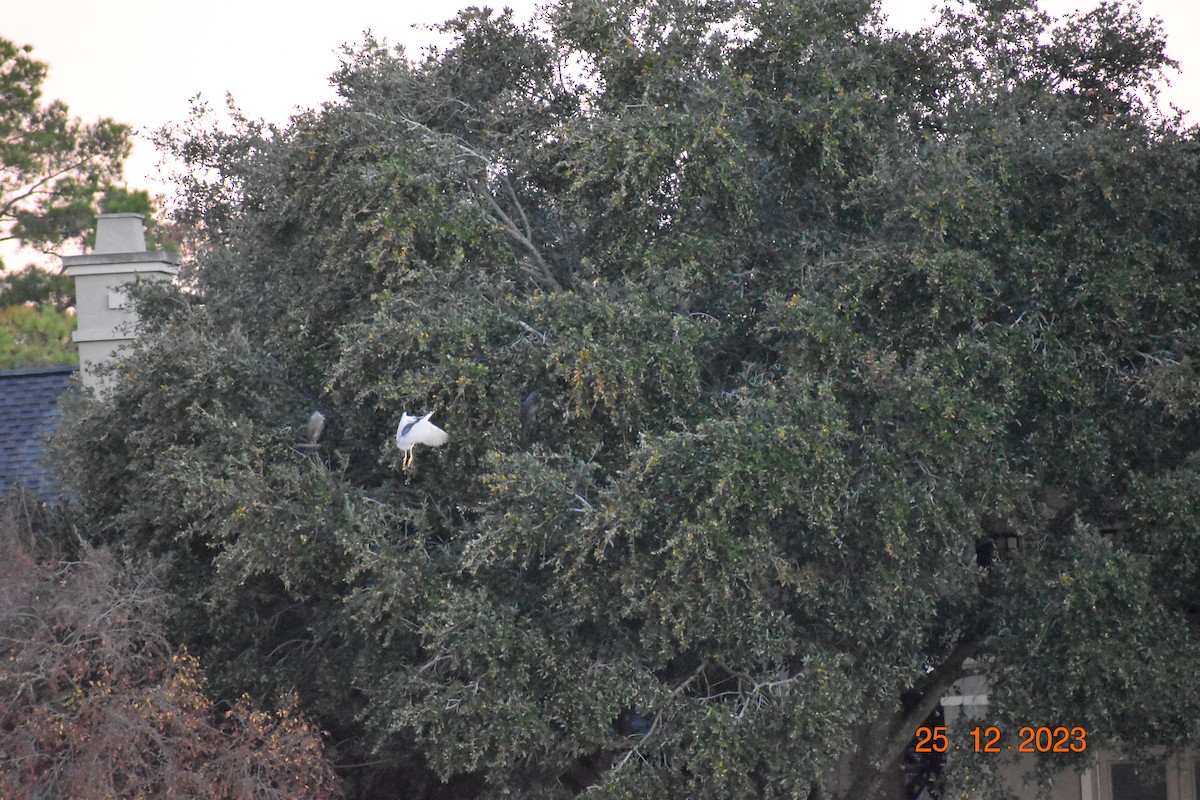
[62,213,181,391]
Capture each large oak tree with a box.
[56,1,1200,797]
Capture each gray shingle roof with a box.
[0,365,76,497]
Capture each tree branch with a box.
[375,109,563,293]
[476,181,562,292]
[0,152,97,219]
[845,633,983,800]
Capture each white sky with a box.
[4,0,1198,219]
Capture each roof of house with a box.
[0,365,77,498]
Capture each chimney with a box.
[62,213,181,391]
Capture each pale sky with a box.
[5,0,1198,215]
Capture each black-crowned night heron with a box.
[305,410,326,445]
[395,411,449,469]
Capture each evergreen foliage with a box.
[0,265,74,312]
[54,1,1200,797]
[0,38,130,261]
[0,303,76,367]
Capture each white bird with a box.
[305,410,326,445]
[395,411,449,470]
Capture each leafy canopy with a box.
[0,303,75,368]
[57,1,1200,798]
[0,38,131,260]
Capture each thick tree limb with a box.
[476,181,562,292]
[845,634,983,800]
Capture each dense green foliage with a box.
[0,259,80,371]
[55,1,1199,798]
[0,302,76,367]
[0,264,74,311]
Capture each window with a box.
[1084,755,1199,800]
[1110,763,1168,800]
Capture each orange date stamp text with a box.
[914,725,1087,754]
